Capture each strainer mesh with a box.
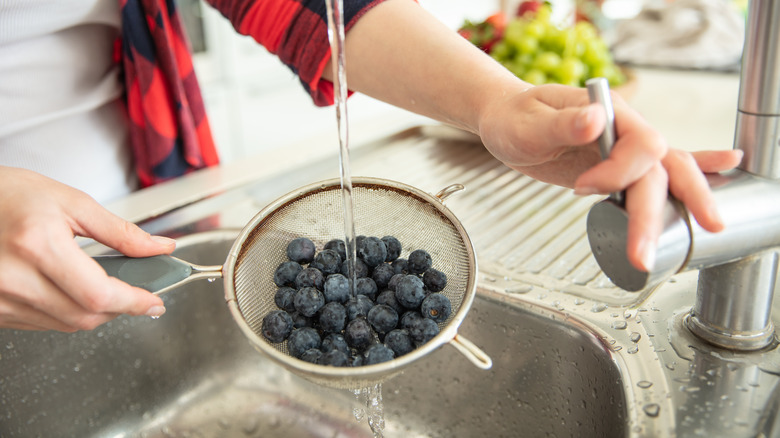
[233,182,472,357]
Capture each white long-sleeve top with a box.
[0,0,138,203]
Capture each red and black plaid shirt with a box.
[120,0,385,187]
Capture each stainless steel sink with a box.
[0,229,627,438]
[7,124,776,437]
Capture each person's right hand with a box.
[0,166,175,332]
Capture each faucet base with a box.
[685,312,777,351]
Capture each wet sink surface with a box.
[0,231,627,438]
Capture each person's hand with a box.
[477,83,743,272]
[0,166,175,331]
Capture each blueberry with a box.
[287,327,321,358]
[372,263,395,289]
[395,275,426,309]
[324,238,347,262]
[294,287,325,317]
[376,289,403,314]
[295,267,324,290]
[421,293,452,323]
[400,310,424,330]
[364,343,395,365]
[323,273,351,303]
[388,273,405,291]
[341,257,369,279]
[286,237,316,264]
[274,261,302,287]
[408,249,433,275]
[321,333,350,356]
[345,317,374,350]
[355,235,367,253]
[300,348,322,364]
[356,277,378,301]
[367,304,399,334]
[422,268,447,292]
[321,349,349,367]
[381,236,402,262]
[391,258,409,275]
[358,236,387,268]
[273,287,296,312]
[318,301,347,333]
[311,249,342,275]
[261,310,293,343]
[408,317,440,346]
[349,354,364,367]
[345,295,374,320]
[384,329,414,357]
[290,311,314,329]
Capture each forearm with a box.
[326,0,531,134]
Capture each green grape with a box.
[523,20,546,40]
[504,20,526,45]
[581,40,610,69]
[532,51,562,74]
[490,41,513,61]
[522,69,547,86]
[556,57,586,84]
[517,35,539,55]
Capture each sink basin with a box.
[0,230,627,438]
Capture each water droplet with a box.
[665,362,676,371]
[207,278,217,283]
[573,298,585,305]
[643,403,661,417]
[627,345,639,354]
[5,342,14,350]
[637,380,653,389]
[591,303,608,313]
[611,320,628,330]
[506,284,532,294]
[630,332,641,343]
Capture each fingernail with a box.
[574,185,599,196]
[151,235,176,247]
[638,239,656,272]
[146,306,166,319]
[576,106,594,131]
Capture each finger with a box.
[0,296,79,332]
[0,257,119,331]
[664,150,725,232]
[68,194,176,258]
[29,228,166,317]
[625,163,669,272]
[690,149,743,173]
[574,118,668,196]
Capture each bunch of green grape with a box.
[490,6,625,87]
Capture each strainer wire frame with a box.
[223,177,480,387]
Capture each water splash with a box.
[353,383,385,437]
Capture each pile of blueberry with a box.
[261,235,451,367]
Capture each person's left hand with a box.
[476,83,742,272]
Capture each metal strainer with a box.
[96,177,491,389]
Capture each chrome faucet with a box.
[586,0,780,351]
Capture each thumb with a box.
[547,103,606,148]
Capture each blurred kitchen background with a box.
[173,0,748,164]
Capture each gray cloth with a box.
[611,0,744,70]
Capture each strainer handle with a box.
[94,255,222,295]
[448,334,492,370]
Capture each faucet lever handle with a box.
[586,77,624,206]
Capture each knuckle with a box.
[73,315,105,331]
[81,290,112,314]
